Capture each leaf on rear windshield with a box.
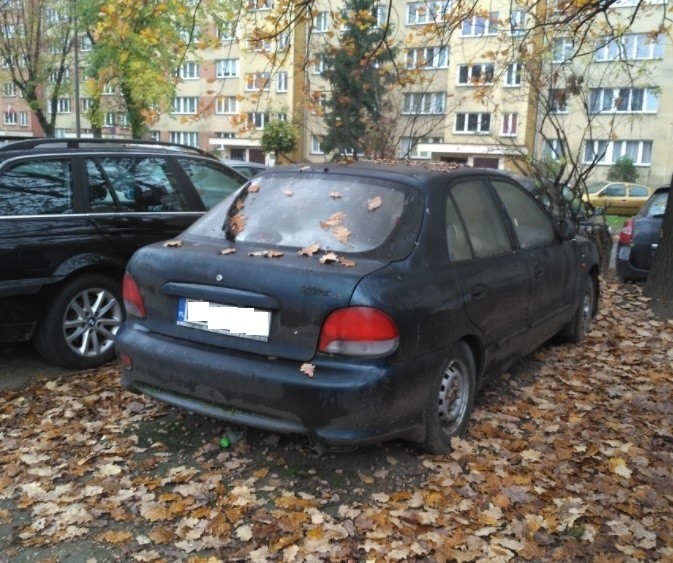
[229,214,246,236]
[248,182,260,193]
[219,248,236,255]
[331,225,351,245]
[329,192,342,199]
[163,240,183,247]
[248,250,284,258]
[320,211,346,228]
[300,363,315,377]
[298,244,320,257]
[338,257,356,268]
[319,252,339,264]
[367,196,382,211]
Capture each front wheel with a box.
[33,273,125,370]
[421,341,476,454]
[560,275,595,344]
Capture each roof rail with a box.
[0,137,214,158]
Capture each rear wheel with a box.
[422,341,476,454]
[561,275,595,343]
[33,273,124,369]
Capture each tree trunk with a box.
[644,174,673,301]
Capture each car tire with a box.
[422,341,476,454]
[33,273,125,370]
[560,275,595,344]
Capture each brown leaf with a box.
[367,196,382,211]
[283,189,294,197]
[247,182,260,193]
[331,225,351,244]
[219,248,236,255]
[300,363,315,377]
[248,250,284,258]
[319,252,339,265]
[149,527,176,544]
[298,244,320,257]
[338,256,356,268]
[162,240,182,248]
[329,192,342,199]
[320,211,345,228]
[97,530,133,544]
[229,214,246,235]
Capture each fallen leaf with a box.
[319,252,339,265]
[329,192,342,199]
[229,214,246,235]
[219,248,236,255]
[248,250,284,258]
[367,196,382,211]
[300,363,315,377]
[247,182,260,193]
[338,256,356,267]
[283,189,294,197]
[298,244,320,257]
[320,212,346,228]
[331,226,351,244]
[163,240,182,248]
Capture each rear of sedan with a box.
[117,166,447,448]
[616,186,668,282]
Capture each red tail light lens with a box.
[318,307,399,356]
[123,272,146,318]
[618,218,634,245]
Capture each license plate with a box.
[177,298,270,341]
[617,246,631,260]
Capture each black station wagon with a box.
[117,164,600,453]
[0,138,246,369]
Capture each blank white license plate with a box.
[177,298,270,341]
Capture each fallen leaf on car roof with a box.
[329,192,342,199]
[367,196,382,211]
[338,257,356,267]
[219,248,236,255]
[229,214,246,235]
[248,250,284,258]
[320,212,345,228]
[163,240,183,247]
[319,252,339,265]
[331,225,351,245]
[298,244,320,257]
[248,182,260,193]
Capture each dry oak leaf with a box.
[163,240,183,248]
[338,256,356,268]
[610,457,632,479]
[332,225,351,244]
[229,214,246,235]
[97,530,134,544]
[367,196,383,211]
[247,182,260,193]
[301,363,315,377]
[329,191,342,199]
[319,252,339,265]
[248,250,284,258]
[219,248,236,255]
[320,211,346,228]
[298,243,320,257]
[283,189,294,197]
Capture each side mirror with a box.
[558,219,576,240]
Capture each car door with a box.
[445,178,531,371]
[490,179,578,342]
[599,183,627,214]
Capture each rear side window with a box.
[0,159,73,216]
[629,186,648,197]
[644,191,668,218]
[86,156,189,212]
[492,180,556,248]
[450,180,512,258]
[189,172,413,253]
[177,158,244,209]
[604,184,626,197]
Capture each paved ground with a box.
[0,342,72,392]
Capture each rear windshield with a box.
[644,191,668,218]
[187,171,414,253]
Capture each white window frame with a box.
[543,139,565,160]
[457,63,495,86]
[454,112,491,134]
[402,92,446,115]
[216,59,238,78]
[215,96,238,114]
[406,1,451,25]
[406,47,448,70]
[56,98,71,113]
[548,89,568,113]
[3,83,16,97]
[19,111,28,127]
[245,72,271,91]
[170,131,199,147]
[583,140,652,165]
[505,62,522,87]
[510,10,526,35]
[247,0,273,10]
[277,71,288,92]
[501,113,518,136]
[400,136,443,159]
[314,11,329,32]
[247,112,269,130]
[171,97,199,114]
[461,12,499,37]
[179,61,199,79]
[80,98,93,111]
[219,21,236,41]
[312,57,327,75]
[80,35,92,52]
[594,33,664,62]
[311,135,324,154]
[589,87,659,114]
[3,111,17,125]
[552,38,574,63]
[105,112,116,126]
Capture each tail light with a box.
[123,272,146,318]
[618,218,634,245]
[318,307,399,357]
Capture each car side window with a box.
[450,180,512,258]
[445,197,473,261]
[629,186,648,197]
[604,184,626,197]
[86,159,121,212]
[177,158,244,209]
[89,156,189,212]
[492,180,556,248]
[0,159,73,216]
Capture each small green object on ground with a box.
[219,436,231,448]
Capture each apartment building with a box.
[1,0,672,185]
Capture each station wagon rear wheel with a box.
[422,341,476,454]
[33,273,124,370]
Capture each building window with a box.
[19,111,28,127]
[170,131,199,147]
[406,1,451,25]
[552,38,574,63]
[406,47,448,70]
[247,0,273,10]
[454,112,491,134]
[3,111,17,125]
[594,34,664,61]
[56,98,71,113]
[179,62,199,79]
[510,10,526,35]
[314,11,329,32]
[171,97,199,114]
[215,96,238,114]
[218,21,236,41]
[105,112,116,126]
[543,139,565,160]
[46,9,66,24]
[247,38,272,52]
[312,57,327,75]
[80,36,92,51]
[402,92,446,114]
[505,63,522,87]
[216,59,238,78]
[103,83,116,95]
[277,72,288,92]
[150,131,161,142]
[311,136,324,154]
[3,83,16,97]
[457,63,494,85]
[247,112,269,129]
[245,73,271,91]
[584,140,652,165]
[588,87,659,114]
[501,113,518,136]
[50,68,70,84]
[80,98,93,111]
[461,13,498,37]
[548,89,568,113]
[400,136,443,159]
[277,32,290,50]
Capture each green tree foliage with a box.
[607,156,639,182]
[260,119,297,162]
[318,0,398,158]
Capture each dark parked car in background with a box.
[616,185,669,282]
[0,138,246,369]
[118,164,600,453]
[221,159,269,179]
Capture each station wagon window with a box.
[450,180,512,258]
[177,158,244,209]
[85,157,188,213]
[491,180,556,248]
[0,159,73,216]
[445,198,472,261]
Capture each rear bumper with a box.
[615,244,649,282]
[117,323,444,448]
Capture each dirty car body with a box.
[117,164,600,452]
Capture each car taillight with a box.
[318,307,399,357]
[123,272,146,318]
[618,218,634,245]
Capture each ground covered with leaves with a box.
[1,274,671,562]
